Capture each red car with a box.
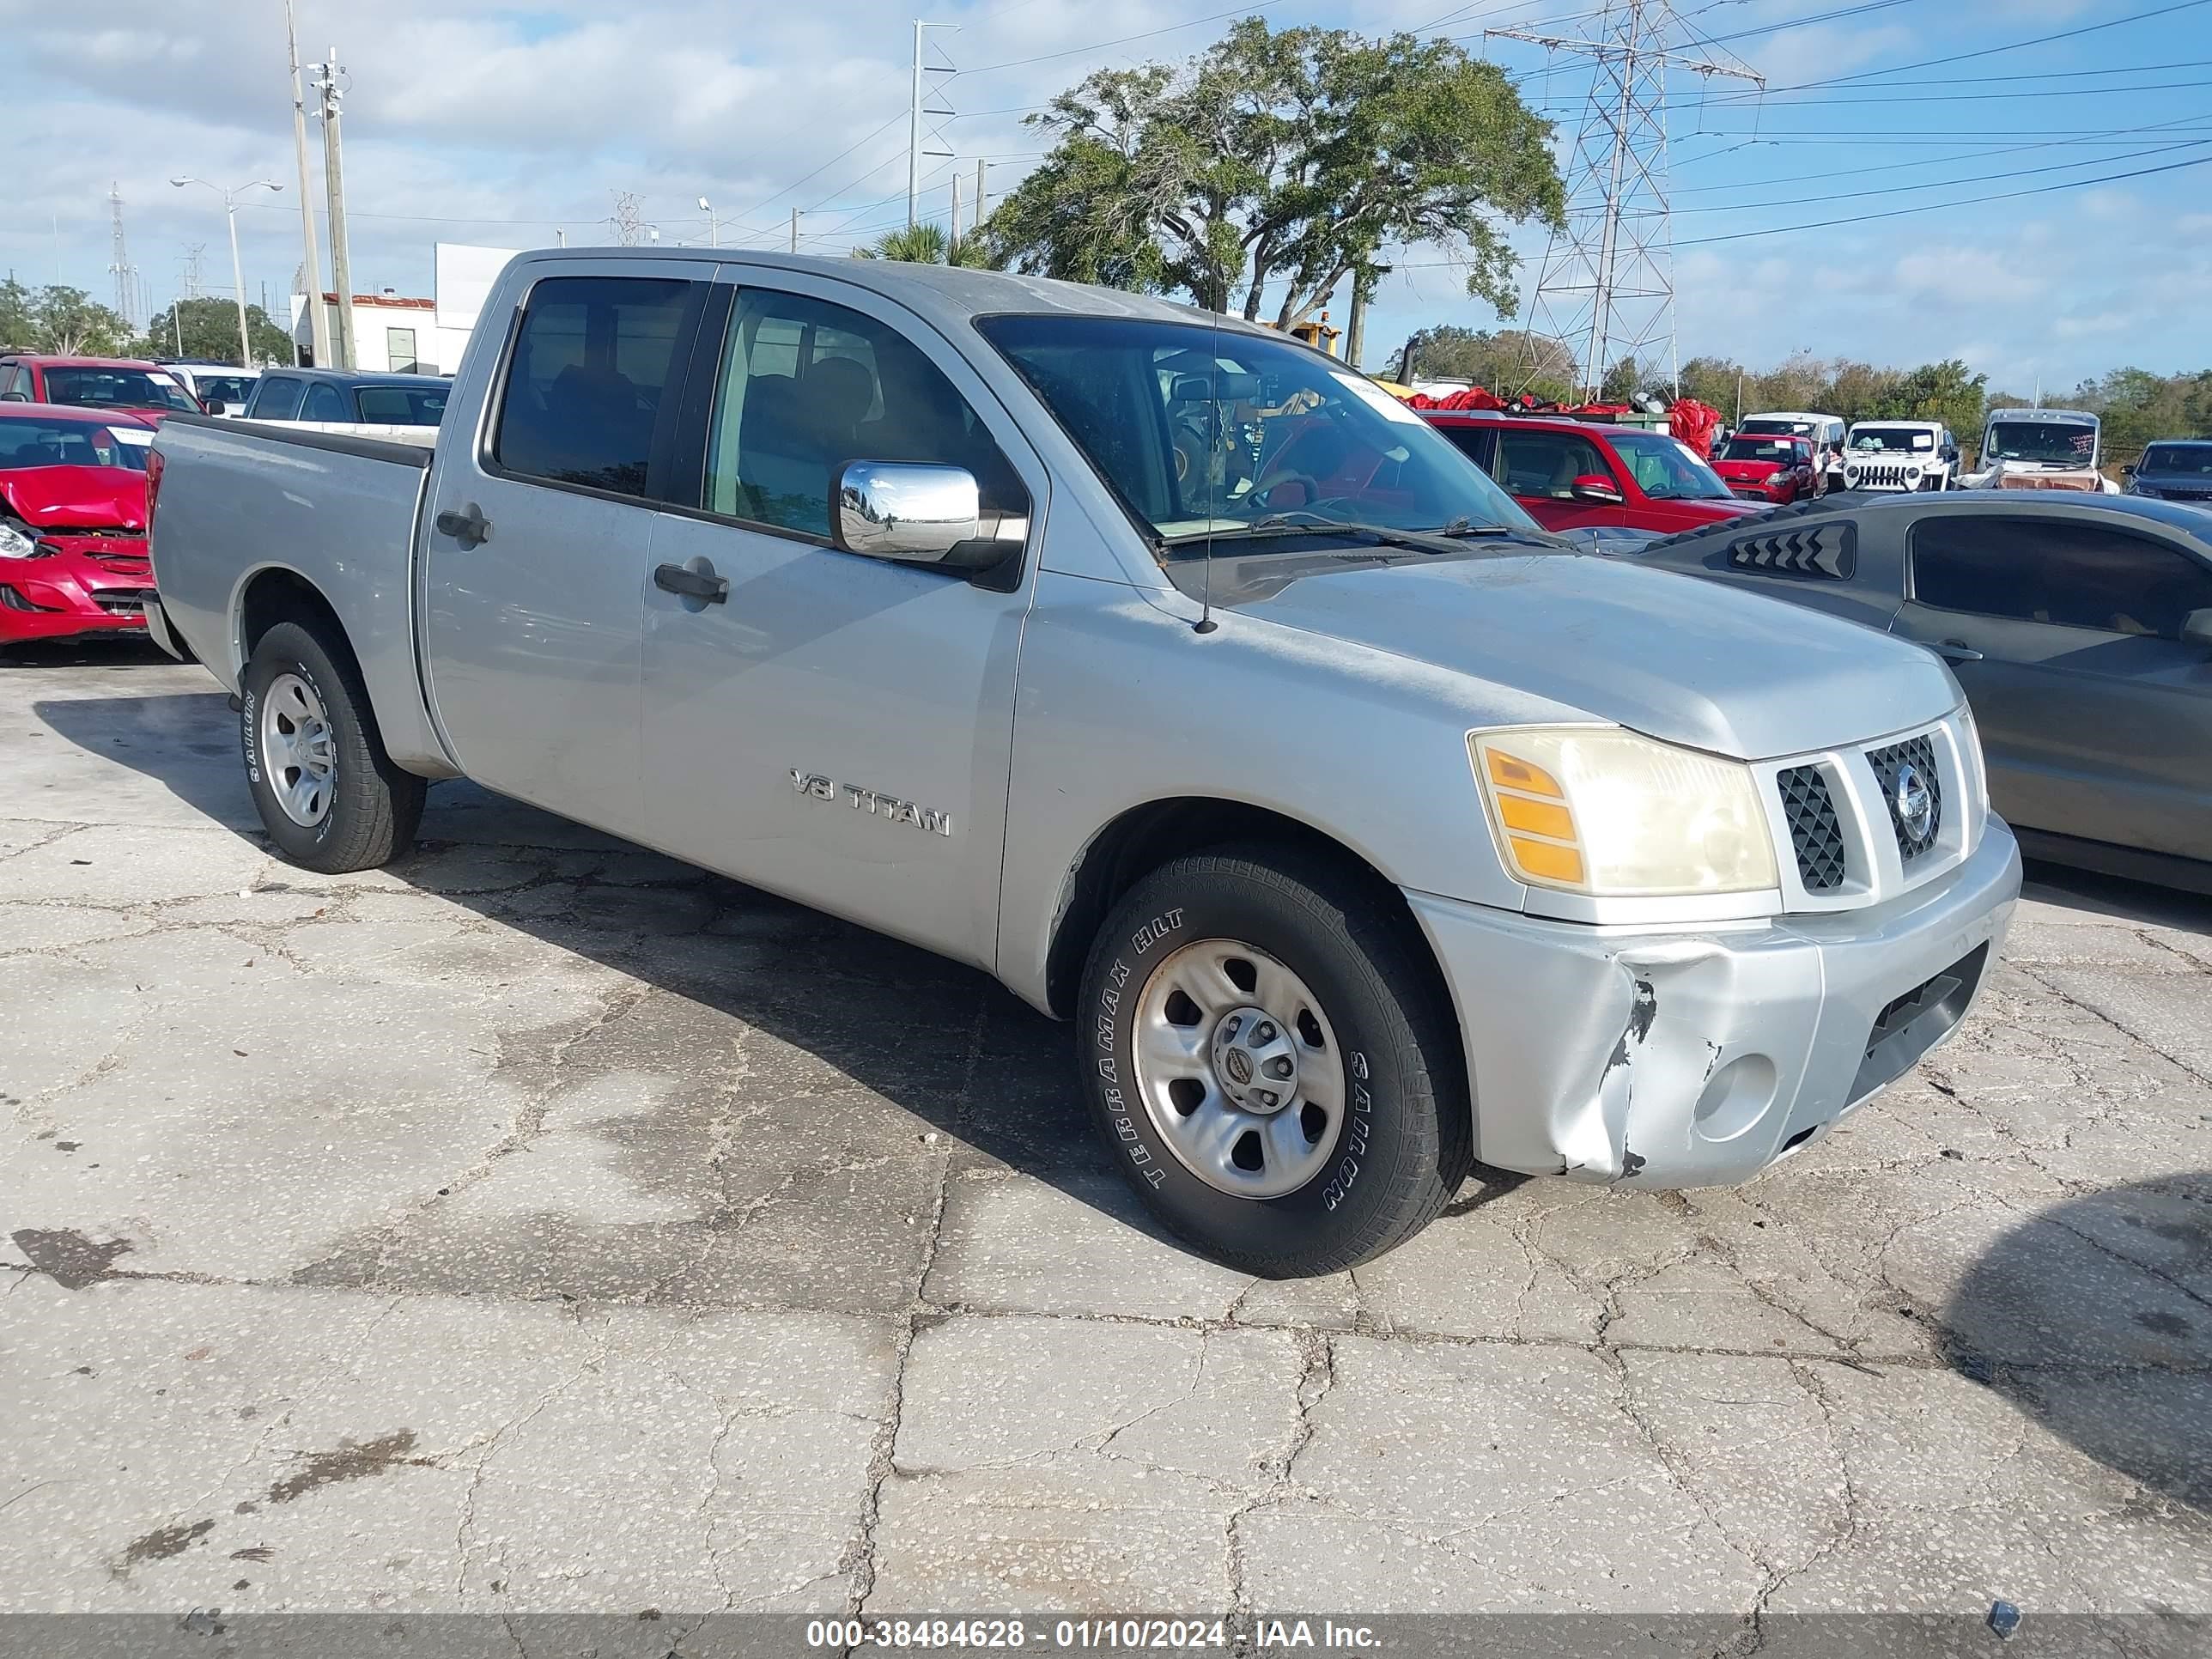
[1710,433,1822,504]
[0,404,159,650]
[0,355,202,418]
[1423,411,1767,535]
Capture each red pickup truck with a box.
[1423,411,1765,535]
[0,404,159,651]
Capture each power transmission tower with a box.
[1489,0,1761,400]
[609,191,647,246]
[108,184,137,330]
[182,245,208,300]
[908,20,957,229]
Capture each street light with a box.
[171,176,283,370]
[699,196,716,248]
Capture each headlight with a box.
[1844,467,1859,486]
[1907,465,1922,481]
[1471,727,1779,896]
[0,523,36,558]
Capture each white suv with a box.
[1838,420,1959,493]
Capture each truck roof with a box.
[496,246,1280,340]
[1984,407,2098,423]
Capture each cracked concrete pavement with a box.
[1,647,2208,1621]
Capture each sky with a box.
[3,0,2209,394]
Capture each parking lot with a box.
[3,644,2208,1624]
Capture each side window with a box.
[1435,424,1498,477]
[494,275,697,498]
[301,382,349,422]
[1912,517,2212,640]
[701,287,1026,539]
[1496,429,1607,499]
[0,364,17,396]
[254,377,306,421]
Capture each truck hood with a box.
[1711,457,1787,483]
[0,465,149,530]
[1194,547,1956,761]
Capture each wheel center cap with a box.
[1210,1006,1297,1115]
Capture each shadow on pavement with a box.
[0,636,178,672]
[2021,859,2212,933]
[1942,1173,2212,1514]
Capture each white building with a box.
[289,289,473,374]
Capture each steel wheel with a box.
[258,671,336,828]
[1130,937,1346,1200]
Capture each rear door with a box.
[420,262,715,840]
[635,269,1044,968]
[1892,513,2212,856]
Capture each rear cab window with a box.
[491,275,702,500]
[252,377,306,421]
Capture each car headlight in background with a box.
[1844,467,1859,486]
[0,522,37,559]
[1471,727,1779,896]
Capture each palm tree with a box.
[851,221,995,267]
[853,223,951,263]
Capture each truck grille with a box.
[1848,462,1919,489]
[1778,766,1847,890]
[1867,735,1942,863]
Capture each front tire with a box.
[1078,846,1470,1277]
[240,620,425,872]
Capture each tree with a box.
[1864,359,1987,451]
[850,222,991,267]
[3,285,133,356]
[1393,324,1574,392]
[1678,355,1746,418]
[137,296,295,368]
[986,19,1565,326]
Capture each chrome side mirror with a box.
[834,460,982,564]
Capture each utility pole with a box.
[908,21,956,228]
[284,0,329,368]
[975,159,987,228]
[108,184,137,330]
[790,208,800,252]
[699,197,717,247]
[1489,1,1761,400]
[949,168,961,257]
[313,49,356,369]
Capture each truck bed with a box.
[149,412,453,775]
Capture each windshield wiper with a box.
[1160,516,1468,555]
[1427,517,1522,538]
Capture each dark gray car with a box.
[241,368,448,427]
[2125,438,2212,504]
[1618,492,2212,886]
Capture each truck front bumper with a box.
[1407,820,2021,1187]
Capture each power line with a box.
[957,4,1255,76]
[1674,136,2212,216]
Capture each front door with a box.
[636,272,1044,968]
[1892,512,2212,856]
[421,263,714,838]
[1492,426,1624,532]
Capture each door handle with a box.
[434,501,491,547]
[653,562,729,605]
[1937,639,1984,664]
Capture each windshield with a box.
[0,416,151,471]
[1607,429,1733,500]
[975,314,1539,550]
[1718,436,1804,465]
[2141,443,2212,476]
[1984,421,2096,464]
[44,368,197,413]
[355,385,447,426]
[1849,427,1935,454]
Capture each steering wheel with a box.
[1249,470,1323,511]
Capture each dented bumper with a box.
[1407,820,2021,1187]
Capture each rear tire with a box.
[240,620,424,873]
[1077,845,1470,1277]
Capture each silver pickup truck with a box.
[148,250,2021,1275]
